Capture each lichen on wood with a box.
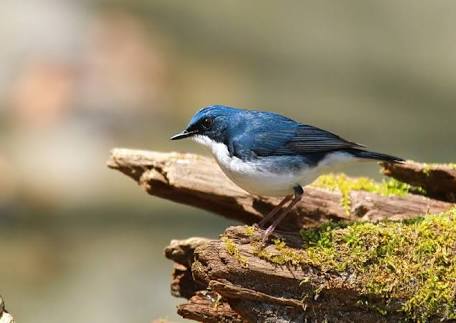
[167,208,456,322]
[311,173,425,214]
[108,149,456,322]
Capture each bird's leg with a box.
[261,185,304,243]
[257,194,293,228]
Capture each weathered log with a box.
[177,291,245,323]
[165,220,456,322]
[165,226,401,322]
[382,161,456,202]
[108,149,456,322]
[107,148,453,229]
[165,237,209,299]
[165,237,244,322]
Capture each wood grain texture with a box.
[108,148,453,229]
[108,149,456,322]
[166,226,406,322]
[382,161,456,202]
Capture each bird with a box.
[171,105,404,242]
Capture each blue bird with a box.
[171,105,404,242]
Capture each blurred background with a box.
[0,1,455,322]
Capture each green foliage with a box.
[311,173,425,214]
[256,208,456,321]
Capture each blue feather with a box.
[178,105,403,163]
[223,109,365,160]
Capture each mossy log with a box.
[108,148,456,322]
[166,215,456,322]
[107,149,452,229]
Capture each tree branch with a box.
[382,161,456,202]
[108,148,456,322]
[165,226,408,322]
[108,148,452,230]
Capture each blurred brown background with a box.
[0,1,455,322]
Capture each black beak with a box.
[170,129,198,140]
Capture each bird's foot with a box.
[260,225,275,244]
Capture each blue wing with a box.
[229,111,365,159]
[267,124,365,155]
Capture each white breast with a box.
[193,135,321,197]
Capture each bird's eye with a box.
[201,117,213,129]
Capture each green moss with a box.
[422,163,432,176]
[256,239,306,266]
[311,173,424,214]
[256,208,456,321]
[244,225,256,237]
[422,163,456,174]
[222,236,248,267]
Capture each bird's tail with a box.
[347,149,404,163]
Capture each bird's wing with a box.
[247,123,365,157]
[228,111,365,159]
[277,124,364,154]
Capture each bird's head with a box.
[170,105,239,144]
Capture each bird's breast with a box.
[193,135,319,196]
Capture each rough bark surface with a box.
[108,148,456,322]
[382,161,456,202]
[108,148,452,230]
[177,291,245,323]
[165,226,407,322]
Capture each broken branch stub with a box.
[382,161,456,202]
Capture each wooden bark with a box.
[108,148,456,322]
[108,148,452,230]
[165,226,406,322]
[177,291,245,323]
[382,161,456,202]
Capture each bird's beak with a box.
[170,129,198,140]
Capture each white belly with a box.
[219,161,319,197]
[193,135,320,196]
[193,135,355,197]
